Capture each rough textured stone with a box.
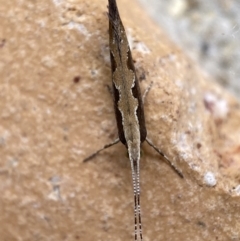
[0,0,240,240]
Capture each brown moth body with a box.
[108,0,145,240]
[83,0,183,240]
[108,0,147,146]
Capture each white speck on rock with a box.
[126,29,150,54]
[51,0,63,6]
[67,22,89,37]
[204,171,217,187]
[134,42,150,54]
[204,92,228,120]
[234,185,240,195]
[41,56,57,68]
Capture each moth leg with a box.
[83,138,120,162]
[142,81,153,104]
[145,138,183,178]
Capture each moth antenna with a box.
[130,157,143,241]
[136,159,143,241]
[130,158,138,240]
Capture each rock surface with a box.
[0,0,240,240]
[139,0,240,98]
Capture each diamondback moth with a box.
[83,0,183,240]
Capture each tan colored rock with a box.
[0,0,240,240]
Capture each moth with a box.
[84,0,183,240]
